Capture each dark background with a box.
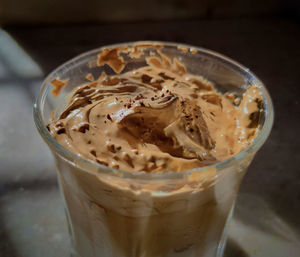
[0,0,299,256]
[0,0,299,24]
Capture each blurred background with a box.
[0,0,299,257]
[0,0,299,24]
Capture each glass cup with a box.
[33,41,274,257]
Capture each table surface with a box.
[0,18,299,257]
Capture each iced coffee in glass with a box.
[34,42,273,257]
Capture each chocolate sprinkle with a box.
[78,124,89,133]
[57,128,66,134]
[96,159,108,166]
[107,114,112,121]
[90,150,97,157]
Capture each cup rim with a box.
[33,40,274,180]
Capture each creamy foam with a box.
[48,46,262,172]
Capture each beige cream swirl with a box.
[48,50,262,172]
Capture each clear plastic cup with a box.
[33,41,273,257]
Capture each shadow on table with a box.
[234,193,300,242]
[0,204,18,257]
[224,237,249,257]
[0,177,59,257]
